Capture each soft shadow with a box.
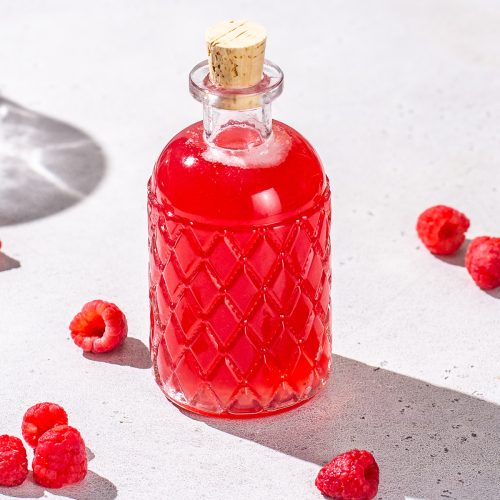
[49,471,118,500]
[435,239,470,267]
[86,447,95,462]
[0,97,105,226]
[0,473,44,498]
[83,337,152,369]
[0,471,117,500]
[189,355,499,499]
[486,288,500,300]
[435,238,500,299]
[0,251,20,272]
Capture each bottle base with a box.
[157,378,327,419]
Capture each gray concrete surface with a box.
[0,1,499,498]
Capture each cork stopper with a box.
[206,20,267,89]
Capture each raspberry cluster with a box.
[417,205,500,290]
[0,403,87,489]
[2,300,126,489]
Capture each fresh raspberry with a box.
[32,425,87,488]
[315,449,379,500]
[416,205,470,255]
[465,236,500,289]
[69,300,128,353]
[0,435,28,487]
[22,402,68,448]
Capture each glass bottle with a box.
[148,21,331,417]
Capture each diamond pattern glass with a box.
[149,186,331,417]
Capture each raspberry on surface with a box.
[416,205,470,255]
[0,435,28,487]
[315,449,379,500]
[22,402,68,448]
[465,236,500,290]
[32,425,87,489]
[69,299,128,353]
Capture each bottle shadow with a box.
[0,447,117,499]
[188,355,499,499]
[83,337,152,369]
[0,251,20,272]
[0,97,106,227]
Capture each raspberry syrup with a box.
[148,33,331,417]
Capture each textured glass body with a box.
[148,120,331,417]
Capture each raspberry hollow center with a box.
[438,221,456,239]
[84,314,106,338]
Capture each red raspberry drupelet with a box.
[416,205,470,255]
[33,425,87,488]
[22,402,68,448]
[465,236,500,290]
[0,435,28,487]
[69,300,128,353]
[315,449,379,500]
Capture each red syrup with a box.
[148,47,331,417]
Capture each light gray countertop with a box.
[0,1,499,498]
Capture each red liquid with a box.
[148,120,331,417]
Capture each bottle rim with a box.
[189,59,284,110]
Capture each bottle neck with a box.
[189,59,284,149]
[203,102,272,149]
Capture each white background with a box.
[1,1,499,499]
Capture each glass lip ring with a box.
[189,59,284,108]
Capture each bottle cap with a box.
[206,20,267,89]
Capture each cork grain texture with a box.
[206,20,267,88]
